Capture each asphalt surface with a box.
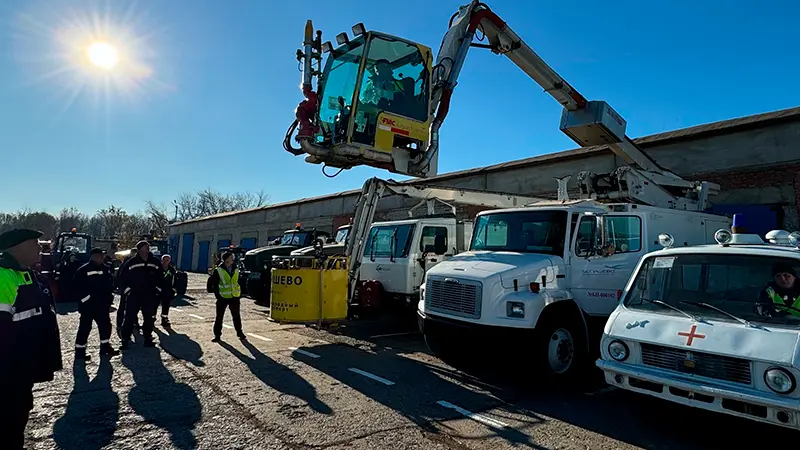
[24,273,797,449]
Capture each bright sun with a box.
[86,41,119,70]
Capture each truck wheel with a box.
[535,315,587,385]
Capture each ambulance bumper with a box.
[597,359,800,430]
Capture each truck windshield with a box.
[470,210,568,256]
[364,224,416,259]
[59,236,88,254]
[625,253,800,326]
[281,232,309,246]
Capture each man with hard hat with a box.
[118,240,164,349]
[0,229,63,449]
[73,248,120,360]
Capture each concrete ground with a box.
[26,273,797,449]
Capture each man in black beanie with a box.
[117,240,164,349]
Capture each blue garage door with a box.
[197,241,210,272]
[169,235,180,259]
[707,204,779,238]
[240,237,257,250]
[218,239,231,250]
[180,233,195,271]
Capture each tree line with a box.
[0,189,269,249]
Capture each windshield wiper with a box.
[642,298,698,320]
[679,300,761,328]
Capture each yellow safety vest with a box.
[216,266,241,298]
[766,287,800,316]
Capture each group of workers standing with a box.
[0,228,248,449]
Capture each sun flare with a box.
[86,41,119,70]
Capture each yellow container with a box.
[270,256,348,325]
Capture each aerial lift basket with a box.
[269,255,349,327]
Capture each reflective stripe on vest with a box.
[766,287,800,316]
[216,267,240,298]
[13,307,42,322]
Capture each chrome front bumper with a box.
[597,359,800,429]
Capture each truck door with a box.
[569,213,645,316]
[360,223,416,295]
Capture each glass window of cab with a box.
[471,211,568,256]
[624,253,800,325]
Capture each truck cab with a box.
[417,200,731,381]
[358,216,472,308]
[598,223,800,429]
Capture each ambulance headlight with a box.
[789,231,800,248]
[714,229,733,245]
[608,340,629,362]
[764,367,796,394]
[657,233,674,248]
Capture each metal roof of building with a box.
[172,105,800,226]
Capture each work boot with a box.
[100,343,120,357]
[212,335,221,343]
[75,347,91,361]
[237,333,248,341]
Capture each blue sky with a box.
[1,0,798,216]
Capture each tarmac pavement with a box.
[25,273,798,449]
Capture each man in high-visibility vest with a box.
[208,251,246,342]
[756,262,800,317]
[0,229,63,449]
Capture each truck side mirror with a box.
[433,235,447,255]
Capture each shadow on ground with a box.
[120,344,202,449]
[156,327,205,367]
[219,339,333,415]
[53,357,118,450]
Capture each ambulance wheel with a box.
[535,313,587,386]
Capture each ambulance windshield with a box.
[625,253,800,325]
[470,210,568,256]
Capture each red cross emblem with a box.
[677,325,706,346]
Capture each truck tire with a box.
[534,310,588,386]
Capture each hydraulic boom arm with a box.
[413,1,719,211]
[343,177,550,303]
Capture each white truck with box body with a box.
[418,200,732,381]
[598,220,800,429]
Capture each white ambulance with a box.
[597,218,800,429]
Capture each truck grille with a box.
[425,276,482,319]
[640,343,752,385]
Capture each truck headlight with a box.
[765,367,796,394]
[506,301,524,318]
[608,340,629,361]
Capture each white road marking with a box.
[585,386,616,396]
[188,314,205,320]
[348,368,395,386]
[369,331,417,339]
[437,400,509,429]
[222,324,234,329]
[288,347,321,358]
[247,333,273,342]
[172,307,182,312]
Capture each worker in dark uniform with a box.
[73,248,120,360]
[158,254,177,328]
[0,229,63,449]
[208,251,247,342]
[115,247,139,336]
[118,241,164,349]
[55,252,79,301]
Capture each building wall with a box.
[170,116,800,272]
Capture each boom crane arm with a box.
[343,177,551,303]
[412,1,719,211]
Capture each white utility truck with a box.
[598,218,800,429]
[360,216,474,307]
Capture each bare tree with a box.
[171,188,269,222]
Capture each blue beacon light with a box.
[731,213,747,234]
